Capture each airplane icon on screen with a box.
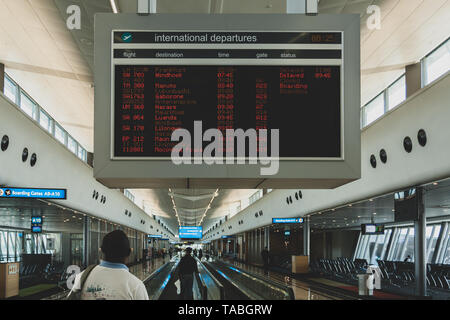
[121,33,132,42]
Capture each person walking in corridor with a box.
[178,247,199,300]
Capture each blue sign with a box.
[221,235,234,239]
[0,188,66,199]
[31,217,43,224]
[31,226,42,233]
[147,235,162,238]
[179,226,202,239]
[272,217,304,224]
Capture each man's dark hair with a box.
[185,247,192,254]
[101,230,131,263]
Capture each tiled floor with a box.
[129,258,168,281]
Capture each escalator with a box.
[145,257,293,300]
[203,259,295,300]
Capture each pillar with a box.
[82,216,90,268]
[303,217,310,257]
[414,187,427,297]
[0,63,5,93]
[406,62,422,98]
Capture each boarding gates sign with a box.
[0,188,67,199]
[94,14,361,189]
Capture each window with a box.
[423,38,450,85]
[67,136,77,154]
[363,94,384,126]
[426,224,441,263]
[124,189,135,202]
[54,124,66,144]
[249,190,263,205]
[387,75,406,110]
[78,147,86,161]
[4,75,17,103]
[20,91,37,119]
[442,227,450,265]
[39,109,52,133]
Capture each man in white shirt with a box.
[70,230,149,300]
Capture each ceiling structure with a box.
[1,0,449,229]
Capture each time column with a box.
[216,67,235,154]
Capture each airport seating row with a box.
[377,260,450,290]
[310,258,367,281]
[311,257,450,292]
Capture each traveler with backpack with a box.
[68,230,149,300]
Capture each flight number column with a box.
[119,66,146,154]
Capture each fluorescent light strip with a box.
[109,0,119,13]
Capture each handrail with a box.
[145,259,180,300]
[204,261,258,300]
[196,257,225,300]
[214,260,295,300]
[194,270,208,300]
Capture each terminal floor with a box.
[128,257,168,282]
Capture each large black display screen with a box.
[112,31,343,159]
[114,64,341,158]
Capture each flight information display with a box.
[179,226,203,239]
[112,31,343,159]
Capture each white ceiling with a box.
[0,0,449,227]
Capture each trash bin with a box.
[357,274,374,296]
[366,266,382,289]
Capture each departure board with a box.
[112,31,343,159]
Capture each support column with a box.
[303,217,310,258]
[265,226,270,250]
[406,62,422,98]
[0,63,5,93]
[83,216,90,268]
[286,0,318,15]
[414,187,427,297]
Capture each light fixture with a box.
[109,0,119,13]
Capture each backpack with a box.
[66,264,97,300]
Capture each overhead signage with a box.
[147,234,162,238]
[112,31,343,160]
[31,216,43,233]
[0,188,67,199]
[179,226,203,239]
[272,218,304,224]
[361,224,385,235]
[94,14,361,189]
[221,235,235,239]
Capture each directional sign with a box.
[272,217,304,224]
[0,188,67,199]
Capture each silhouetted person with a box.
[178,247,199,300]
[198,249,203,261]
[169,247,173,259]
[261,247,270,271]
[404,255,412,262]
[69,230,148,300]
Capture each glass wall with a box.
[423,38,450,85]
[2,73,88,163]
[361,37,450,128]
[387,75,406,110]
[354,224,445,264]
